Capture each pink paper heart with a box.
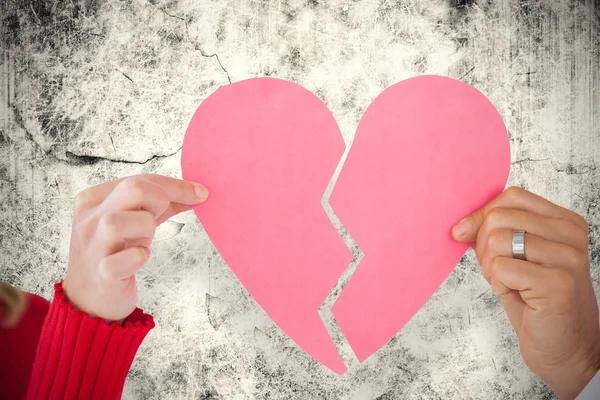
[181,76,510,374]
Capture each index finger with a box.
[74,174,208,211]
[452,186,580,243]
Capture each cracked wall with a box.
[1,0,599,399]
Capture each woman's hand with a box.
[63,174,208,323]
[453,186,600,399]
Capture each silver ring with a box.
[512,231,526,260]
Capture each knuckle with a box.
[573,213,589,231]
[122,176,146,192]
[565,219,590,247]
[71,221,91,242]
[73,190,92,213]
[564,246,586,269]
[125,175,145,184]
[98,257,114,280]
[122,176,168,207]
[484,208,505,228]
[550,268,575,300]
[490,277,504,296]
[503,186,523,200]
[98,213,120,237]
[142,211,158,232]
[485,229,505,251]
[133,248,148,265]
[125,181,147,200]
[489,256,503,276]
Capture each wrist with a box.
[61,277,82,313]
[61,279,125,325]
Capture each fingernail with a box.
[194,184,209,201]
[452,218,470,239]
[141,247,151,260]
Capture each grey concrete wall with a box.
[1,0,599,398]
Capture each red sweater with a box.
[0,283,154,400]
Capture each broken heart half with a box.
[181,76,510,374]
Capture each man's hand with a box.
[453,186,600,400]
[63,174,208,323]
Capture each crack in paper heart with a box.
[181,76,510,374]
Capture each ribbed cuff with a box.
[26,282,155,400]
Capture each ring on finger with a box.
[512,230,527,261]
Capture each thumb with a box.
[452,207,485,243]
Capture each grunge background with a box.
[1,0,599,398]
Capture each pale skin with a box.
[63,175,209,323]
[61,175,600,399]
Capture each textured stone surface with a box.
[1,0,599,398]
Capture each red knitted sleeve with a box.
[25,283,155,400]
